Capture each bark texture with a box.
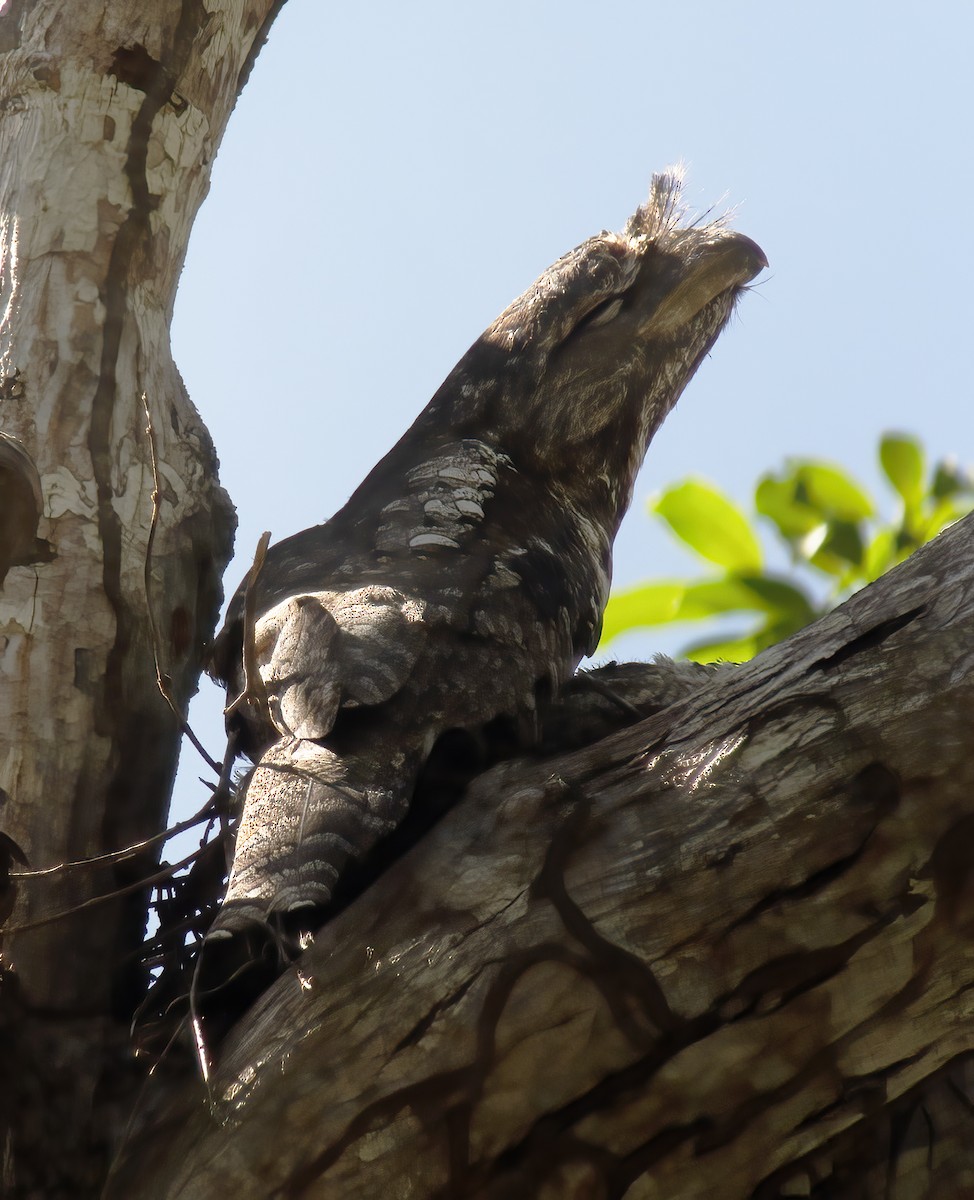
[0,3,280,1194]
[3,5,974,1199]
[112,511,974,1198]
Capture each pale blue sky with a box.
[169,2,973,815]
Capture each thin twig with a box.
[215,726,240,810]
[135,912,211,961]
[4,845,207,934]
[574,670,648,720]
[189,925,282,1088]
[141,393,222,775]
[104,1014,195,1197]
[180,714,222,777]
[224,529,272,725]
[10,794,219,880]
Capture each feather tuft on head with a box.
[625,164,688,241]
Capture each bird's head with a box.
[432,168,767,513]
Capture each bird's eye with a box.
[575,295,624,333]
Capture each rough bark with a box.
[3,5,974,1199]
[0,3,280,1194]
[109,511,974,1198]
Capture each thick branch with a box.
[118,512,974,1197]
[0,5,281,1195]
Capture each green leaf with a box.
[864,528,895,581]
[738,576,819,626]
[797,522,829,560]
[599,582,685,644]
[902,493,973,549]
[756,461,873,538]
[880,433,925,510]
[815,520,865,570]
[932,460,974,500]
[922,496,974,538]
[678,575,816,627]
[676,578,766,620]
[652,480,762,571]
[806,549,856,581]
[796,462,874,521]
[682,632,762,664]
[607,435,970,664]
[755,476,821,539]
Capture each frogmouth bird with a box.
[207,169,766,970]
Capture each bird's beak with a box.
[641,233,768,337]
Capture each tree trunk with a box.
[110,510,974,1199]
[0,3,279,1194]
[3,5,974,1200]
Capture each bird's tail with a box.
[211,734,423,936]
[192,734,425,1051]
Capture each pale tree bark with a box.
[0,2,279,1194]
[2,5,974,1200]
[107,511,974,1200]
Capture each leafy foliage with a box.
[600,433,973,663]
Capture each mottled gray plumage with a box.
[208,171,765,940]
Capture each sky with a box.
[168,1,973,821]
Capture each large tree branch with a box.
[3,9,970,1196]
[0,5,283,1193]
[116,512,974,1197]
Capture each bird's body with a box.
[208,171,765,942]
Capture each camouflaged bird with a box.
[208,170,766,947]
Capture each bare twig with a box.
[224,530,272,725]
[574,669,648,719]
[4,845,207,934]
[141,393,222,776]
[104,1014,197,1198]
[10,794,219,880]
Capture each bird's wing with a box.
[233,438,606,751]
[243,440,506,744]
[255,585,428,741]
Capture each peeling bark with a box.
[0,3,281,1194]
[109,513,974,1198]
[0,428,51,584]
